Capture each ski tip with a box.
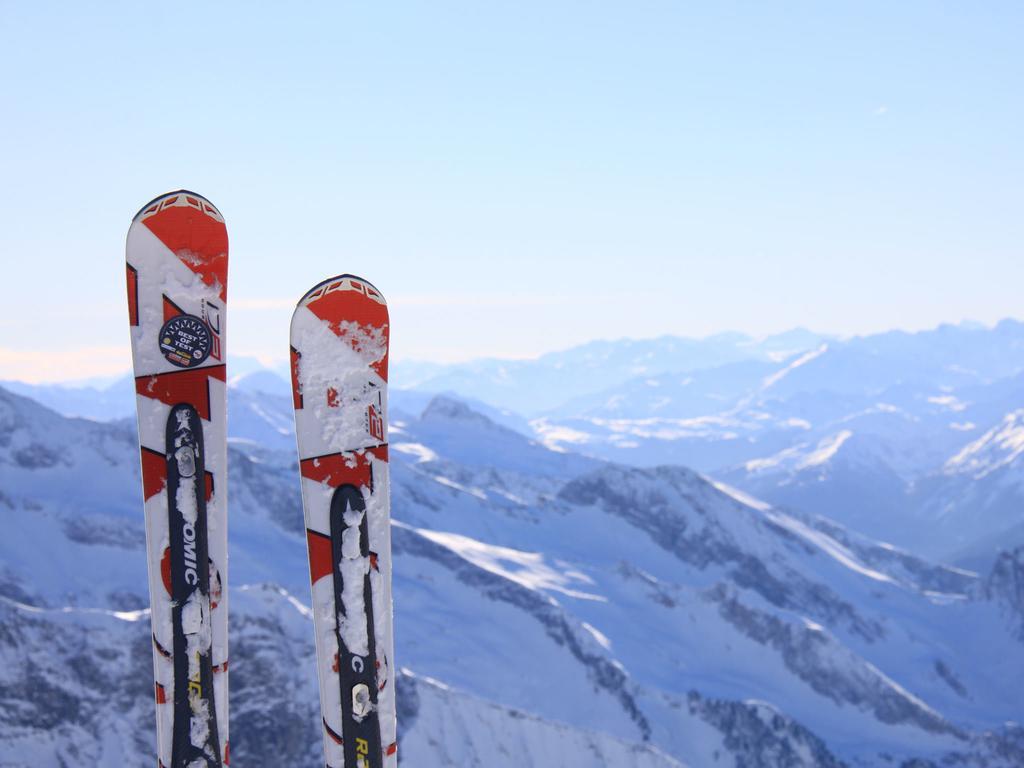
[295,274,387,308]
[132,190,223,223]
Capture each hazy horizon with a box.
[4,314,1020,386]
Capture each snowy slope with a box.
[399,669,689,768]
[723,403,1024,560]
[908,411,1024,558]
[2,385,1023,767]
[0,587,690,768]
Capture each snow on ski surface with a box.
[291,276,397,766]
[292,304,388,454]
[125,192,230,768]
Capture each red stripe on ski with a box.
[140,448,211,502]
[162,295,185,322]
[304,280,389,381]
[307,529,333,584]
[126,264,139,326]
[161,548,172,595]
[387,742,397,756]
[289,346,303,409]
[299,446,388,488]
[141,204,228,301]
[155,682,167,704]
[135,364,226,422]
[140,447,166,500]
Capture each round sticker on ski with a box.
[158,314,212,368]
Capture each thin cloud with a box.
[233,294,619,310]
[0,346,130,384]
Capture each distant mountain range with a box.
[389,327,830,413]
[7,320,1023,568]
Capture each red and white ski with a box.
[290,275,397,768]
[126,190,229,768]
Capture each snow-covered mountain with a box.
[515,322,1024,565]
[533,323,1024,463]
[390,329,829,414]
[7,320,1023,567]
[714,388,1024,563]
[2,385,1023,767]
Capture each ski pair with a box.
[127,190,397,768]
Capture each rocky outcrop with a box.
[560,465,883,641]
[706,585,957,736]
[984,547,1024,639]
[687,692,847,768]
[392,523,652,740]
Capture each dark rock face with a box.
[422,396,496,427]
[933,660,968,699]
[806,516,976,595]
[395,669,421,752]
[11,443,65,469]
[0,570,36,605]
[0,590,430,768]
[706,585,956,736]
[228,603,321,767]
[915,724,1024,768]
[0,602,155,766]
[984,547,1024,639]
[687,691,848,768]
[228,446,304,534]
[560,465,882,641]
[62,515,146,549]
[0,391,28,447]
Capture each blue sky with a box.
[1,1,1021,381]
